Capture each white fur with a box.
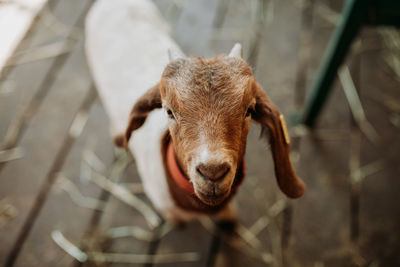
[85,0,199,221]
[199,146,210,164]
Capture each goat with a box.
[86,0,305,225]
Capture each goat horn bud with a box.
[228,43,242,58]
[168,47,186,61]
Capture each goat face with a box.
[115,44,305,208]
[160,56,254,205]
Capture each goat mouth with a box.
[196,187,230,206]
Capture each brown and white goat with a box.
[86,0,305,225]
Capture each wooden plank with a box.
[0,12,93,264]
[288,137,352,267]
[69,155,134,267]
[90,164,156,267]
[171,0,222,57]
[154,221,211,267]
[358,29,400,266]
[13,99,114,266]
[293,0,315,109]
[254,0,302,114]
[208,0,259,57]
[288,1,353,266]
[153,0,183,29]
[0,0,47,72]
[0,0,88,148]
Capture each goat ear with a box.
[251,81,305,198]
[114,83,162,148]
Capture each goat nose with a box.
[196,163,230,182]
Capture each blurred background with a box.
[0,0,399,266]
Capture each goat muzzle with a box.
[196,163,230,182]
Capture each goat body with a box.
[86,0,305,224]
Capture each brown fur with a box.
[115,54,305,209]
[114,83,162,147]
[252,82,305,198]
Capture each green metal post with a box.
[301,0,371,127]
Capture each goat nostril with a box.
[196,163,230,181]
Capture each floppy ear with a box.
[251,80,305,198]
[114,83,162,148]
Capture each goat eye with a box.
[245,107,253,118]
[167,109,175,119]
